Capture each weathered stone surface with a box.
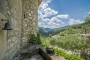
[0,0,40,60]
[0,1,8,60]
[14,45,41,60]
[0,0,22,60]
[24,54,44,60]
[21,0,38,46]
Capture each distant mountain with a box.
[39,25,71,37]
[45,28,53,31]
[39,27,48,36]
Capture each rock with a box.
[23,54,44,60]
[19,49,32,59]
[20,49,29,55]
[19,45,42,59]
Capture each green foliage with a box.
[37,32,41,44]
[40,39,84,60]
[49,38,56,45]
[39,27,48,36]
[60,32,65,36]
[85,17,90,23]
[28,33,41,44]
[39,26,71,37]
[40,21,90,60]
[40,36,50,47]
[49,34,52,38]
[54,48,84,60]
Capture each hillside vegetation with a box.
[41,22,90,49]
[39,26,71,37]
[40,16,90,60]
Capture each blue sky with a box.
[38,0,90,29]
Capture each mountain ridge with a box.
[39,25,72,37]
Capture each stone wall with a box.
[0,13,7,60]
[0,0,10,60]
[21,0,38,47]
[0,0,22,60]
[0,0,7,59]
[0,0,40,60]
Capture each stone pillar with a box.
[21,0,38,47]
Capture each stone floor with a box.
[23,54,43,60]
[23,54,65,60]
[49,54,65,60]
[13,45,65,60]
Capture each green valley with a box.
[39,16,90,60]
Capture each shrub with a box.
[50,38,56,45]
[60,32,65,36]
[54,48,84,60]
[28,32,41,44]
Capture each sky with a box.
[38,0,90,29]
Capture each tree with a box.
[49,34,52,38]
[85,16,90,23]
[28,32,41,44]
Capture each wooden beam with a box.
[38,0,42,6]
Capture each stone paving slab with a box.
[23,54,65,60]
[50,55,65,60]
[23,54,44,60]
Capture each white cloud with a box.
[48,17,64,28]
[42,0,51,3]
[38,0,86,28]
[88,12,90,14]
[38,0,69,29]
[50,17,64,24]
[68,19,84,25]
[57,14,69,19]
[43,7,58,17]
[38,15,64,29]
[38,0,58,17]
[84,12,90,18]
[38,0,62,28]
[38,0,51,11]
[39,3,48,11]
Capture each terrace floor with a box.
[23,54,65,60]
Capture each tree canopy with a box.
[85,16,90,23]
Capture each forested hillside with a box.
[39,26,71,37]
[40,16,90,60]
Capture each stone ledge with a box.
[13,45,42,60]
